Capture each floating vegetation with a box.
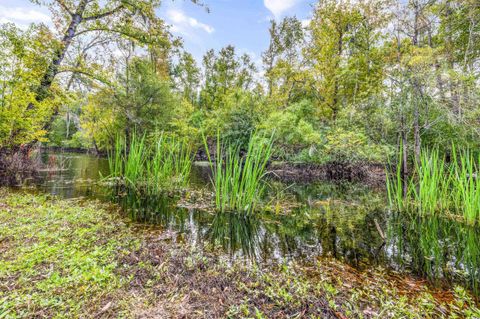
[107,133,193,193]
[203,132,274,213]
[387,147,480,224]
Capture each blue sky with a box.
[0,0,314,65]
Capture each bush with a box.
[319,127,391,164]
[260,99,322,159]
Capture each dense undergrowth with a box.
[1,190,480,318]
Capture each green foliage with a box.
[260,99,390,164]
[0,191,139,317]
[0,23,59,147]
[47,116,78,147]
[260,99,321,158]
[3,0,480,171]
[82,58,179,150]
[199,46,258,111]
[203,132,274,213]
[320,127,391,164]
[107,133,193,192]
[387,147,480,224]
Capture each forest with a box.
[1,0,480,317]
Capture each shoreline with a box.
[0,189,478,318]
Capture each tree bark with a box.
[32,0,89,105]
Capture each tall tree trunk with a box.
[32,0,88,105]
[413,100,421,167]
[332,29,343,121]
[401,114,409,197]
[435,62,447,103]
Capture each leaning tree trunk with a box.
[32,0,88,106]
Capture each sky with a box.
[0,0,314,65]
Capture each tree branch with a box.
[73,27,154,45]
[83,5,124,21]
[56,68,113,87]
[55,0,74,16]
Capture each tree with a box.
[28,0,205,107]
[200,45,257,110]
[306,0,389,121]
[262,17,309,107]
[172,51,201,105]
[82,56,178,148]
[0,24,61,147]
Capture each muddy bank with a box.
[268,161,386,186]
[41,145,106,156]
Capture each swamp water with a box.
[10,151,480,295]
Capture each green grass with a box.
[203,132,274,213]
[0,190,139,317]
[107,133,193,193]
[387,147,480,224]
[1,189,480,318]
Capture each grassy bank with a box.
[1,190,479,318]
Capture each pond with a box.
[12,151,480,295]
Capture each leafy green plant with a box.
[147,135,193,193]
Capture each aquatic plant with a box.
[107,133,193,192]
[123,133,147,187]
[387,146,480,224]
[147,135,193,193]
[451,147,480,223]
[203,132,274,213]
[107,134,124,179]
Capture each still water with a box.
[16,151,480,294]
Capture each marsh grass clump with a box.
[107,133,193,193]
[387,147,480,224]
[203,132,274,213]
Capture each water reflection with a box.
[27,151,110,198]
[11,151,480,294]
[113,189,388,267]
[387,213,480,293]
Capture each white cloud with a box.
[166,9,214,34]
[301,18,311,28]
[264,0,302,19]
[0,5,51,25]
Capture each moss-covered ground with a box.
[0,189,479,318]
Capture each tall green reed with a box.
[203,132,274,213]
[124,134,147,187]
[107,133,193,193]
[451,147,480,223]
[147,135,192,193]
[387,145,480,224]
